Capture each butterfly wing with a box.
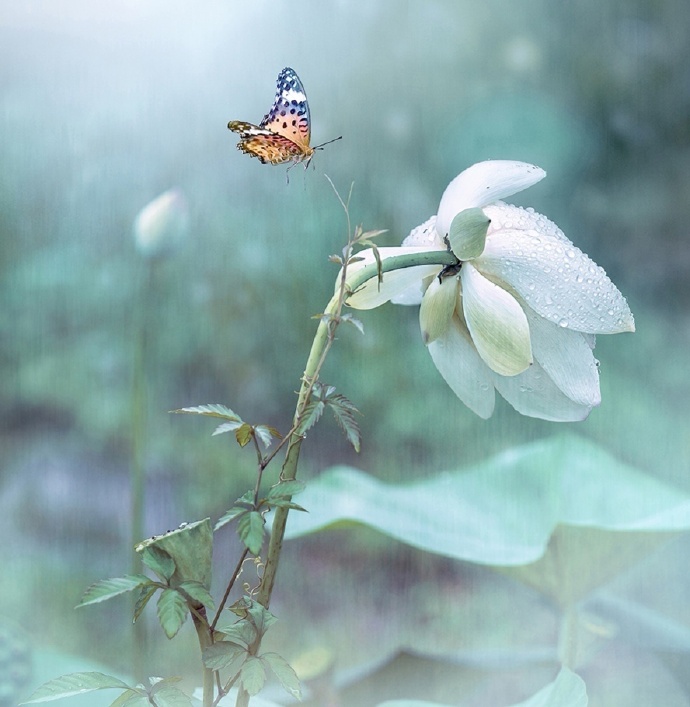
[228,120,306,164]
[259,67,312,155]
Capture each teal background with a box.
[2,1,689,705]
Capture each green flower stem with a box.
[348,250,457,293]
[235,248,455,707]
[131,259,153,681]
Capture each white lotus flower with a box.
[344,160,635,422]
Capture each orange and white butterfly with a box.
[228,67,341,168]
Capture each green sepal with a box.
[448,207,490,260]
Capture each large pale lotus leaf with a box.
[427,317,495,419]
[491,359,594,422]
[526,309,601,407]
[461,263,532,376]
[478,230,635,334]
[419,275,458,344]
[342,247,440,310]
[508,668,587,707]
[504,524,676,606]
[281,437,690,588]
[436,161,546,238]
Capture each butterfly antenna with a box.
[313,135,343,151]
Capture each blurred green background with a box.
[2,1,690,705]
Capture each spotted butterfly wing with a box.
[228,67,340,167]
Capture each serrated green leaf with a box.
[267,480,306,501]
[238,512,265,555]
[157,588,188,639]
[268,499,307,512]
[261,653,301,699]
[170,404,242,422]
[327,394,361,453]
[133,584,159,623]
[202,641,248,671]
[212,420,243,436]
[215,618,257,647]
[296,400,325,435]
[254,425,280,450]
[77,575,152,608]
[235,423,253,447]
[149,684,195,707]
[240,656,266,696]
[215,506,249,531]
[178,581,215,611]
[141,546,176,581]
[20,672,131,703]
[247,602,277,635]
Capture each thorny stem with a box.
[231,198,456,706]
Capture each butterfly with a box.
[228,67,341,168]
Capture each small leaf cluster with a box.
[215,480,306,555]
[77,530,214,640]
[203,599,301,700]
[170,404,280,450]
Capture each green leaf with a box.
[254,424,281,449]
[136,519,213,590]
[261,652,301,699]
[141,546,176,582]
[77,575,152,608]
[267,499,307,512]
[156,589,188,639]
[202,641,247,671]
[215,491,256,530]
[267,480,306,501]
[133,584,159,623]
[177,581,215,611]
[149,683,195,707]
[215,618,257,648]
[238,511,265,555]
[448,206,490,260]
[326,393,361,453]
[508,667,587,706]
[170,404,242,422]
[212,420,243,436]
[240,656,266,696]
[215,506,249,531]
[109,691,149,707]
[20,672,131,703]
[282,436,690,602]
[296,400,326,434]
[235,422,253,447]
[246,602,277,636]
